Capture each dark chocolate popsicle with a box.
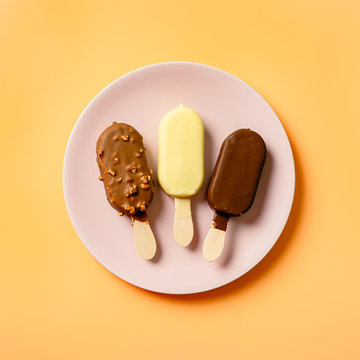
[96,122,156,259]
[203,129,266,261]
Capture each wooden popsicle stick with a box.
[133,220,157,260]
[173,197,193,247]
[203,212,229,261]
[202,226,226,262]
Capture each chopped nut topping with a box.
[125,205,131,211]
[136,153,141,157]
[129,185,138,195]
[141,183,150,189]
[110,197,115,203]
[141,175,149,184]
[119,212,124,216]
[116,177,122,183]
[140,204,146,211]
[113,135,119,141]
[108,169,116,176]
[129,207,135,215]
[121,135,129,141]
[131,168,137,174]
[139,148,144,153]
[149,169,153,175]
[114,157,119,162]
[98,176,103,181]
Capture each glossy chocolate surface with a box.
[207,129,266,217]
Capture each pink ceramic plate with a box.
[63,62,295,294]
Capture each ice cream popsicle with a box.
[158,104,204,246]
[97,122,157,260]
[203,129,266,261]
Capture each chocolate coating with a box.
[96,122,155,220]
[212,212,230,231]
[207,129,266,217]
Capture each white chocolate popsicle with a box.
[158,104,204,246]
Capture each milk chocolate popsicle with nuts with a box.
[97,122,156,260]
[202,129,266,261]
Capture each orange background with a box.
[1,0,359,359]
